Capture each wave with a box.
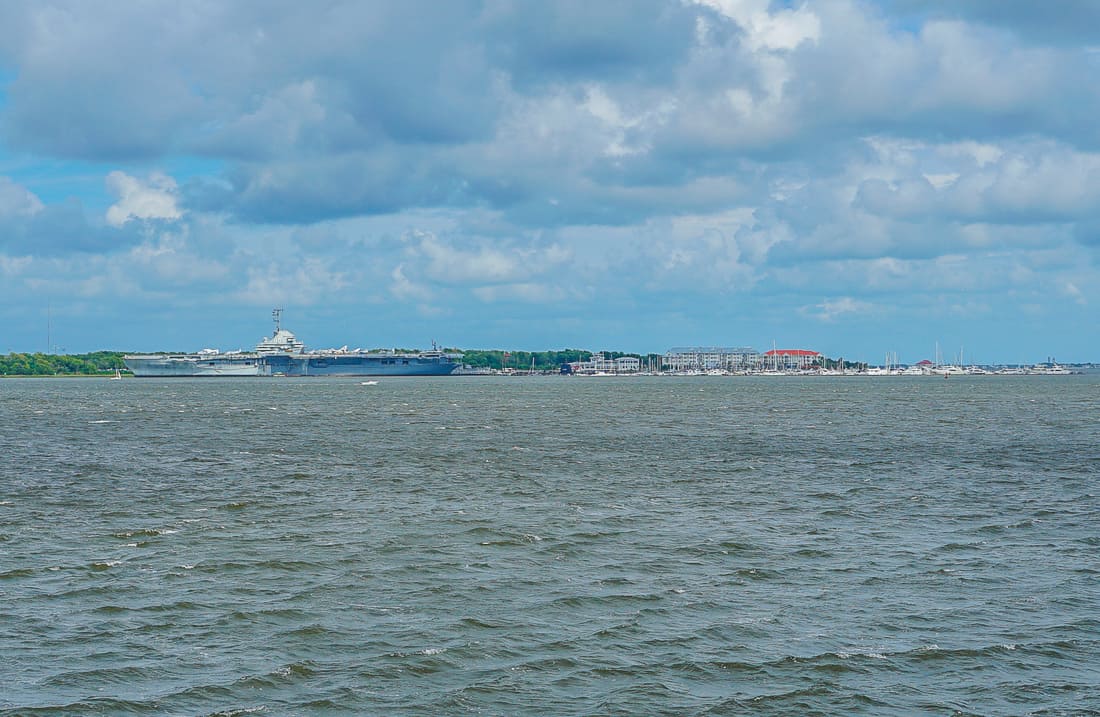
[704,687,890,714]
[5,697,167,715]
[0,567,35,579]
[111,528,169,539]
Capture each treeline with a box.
[456,349,593,371]
[456,350,665,371]
[0,351,127,376]
[0,349,604,375]
[3,348,800,375]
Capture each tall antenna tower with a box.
[272,308,283,332]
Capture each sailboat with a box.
[110,369,123,380]
[759,340,787,376]
[923,342,964,377]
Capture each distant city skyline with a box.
[1,1,1097,363]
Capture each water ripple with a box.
[1,375,1098,715]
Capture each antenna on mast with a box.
[272,308,283,333]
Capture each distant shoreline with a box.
[1,349,1096,378]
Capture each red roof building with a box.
[763,349,822,370]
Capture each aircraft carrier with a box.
[123,310,460,377]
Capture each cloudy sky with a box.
[1,0,1097,362]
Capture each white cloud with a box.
[0,1,1099,359]
[856,138,1100,223]
[801,296,874,322]
[633,209,764,290]
[236,258,347,306]
[582,84,675,158]
[939,141,1004,167]
[105,171,182,226]
[696,0,821,51]
[1062,281,1086,306]
[923,173,959,189]
[945,299,992,318]
[201,80,332,158]
[0,255,33,276]
[404,231,572,287]
[128,238,229,284]
[390,263,433,302]
[0,177,44,217]
[472,282,556,303]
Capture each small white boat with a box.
[109,369,123,380]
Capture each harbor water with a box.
[2,376,1098,715]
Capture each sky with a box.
[0,0,1097,363]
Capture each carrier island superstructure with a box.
[123,310,460,377]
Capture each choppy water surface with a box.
[1,376,1098,715]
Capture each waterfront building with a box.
[763,349,822,371]
[568,352,640,374]
[614,356,640,373]
[663,347,761,372]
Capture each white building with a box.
[614,356,640,373]
[762,349,822,371]
[568,352,641,374]
[663,346,761,372]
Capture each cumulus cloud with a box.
[402,230,571,286]
[472,282,557,303]
[198,80,332,160]
[883,0,1100,45]
[0,193,144,257]
[1061,281,1087,306]
[0,0,1098,358]
[0,254,33,276]
[235,258,348,307]
[802,297,875,322]
[0,177,44,217]
[854,139,1100,224]
[105,171,182,226]
[696,0,821,52]
[128,233,229,285]
[390,263,433,303]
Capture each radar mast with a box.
[272,308,283,333]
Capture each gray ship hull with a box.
[265,354,458,376]
[123,355,264,377]
[124,353,458,377]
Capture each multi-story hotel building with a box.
[662,347,761,372]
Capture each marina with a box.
[559,348,1082,377]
